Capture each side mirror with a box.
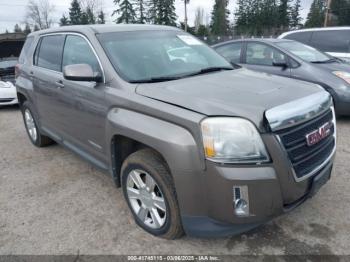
[272,61,288,68]
[63,64,102,82]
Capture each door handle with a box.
[55,80,65,88]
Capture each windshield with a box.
[276,41,331,63]
[97,30,232,82]
[0,59,17,69]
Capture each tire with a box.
[21,101,54,147]
[121,149,184,239]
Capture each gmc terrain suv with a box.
[16,25,336,239]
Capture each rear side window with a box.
[246,42,287,66]
[62,35,101,74]
[284,32,312,44]
[215,43,243,63]
[18,37,34,64]
[310,30,350,53]
[35,35,65,72]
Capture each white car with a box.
[0,81,18,106]
[279,27,350,63]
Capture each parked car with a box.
[278,27,350,62]
[0,57,18,106]
[213,38,350,116]
[17,25,336,239]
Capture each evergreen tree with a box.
[23,23,32,34]
[278,0,292,30]
[97,10,106,24]
[197,25,209,36]
[290,0,302,29]
[211,0,230,36]
[14,24,22,33]
[330,0,350,26]
[133,0,147,24]
[60,15,70,26]
[158,0,177,26]
[304,0,326,28]
[80,12,90,24]
[86,7,96,24]
[148,0,159,24]
[113,0,137,24]
[33,25,40,31]
[69,0,83,25]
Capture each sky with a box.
[0,0,313,33]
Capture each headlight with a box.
[200,117,270,163]
[333,71,350,84]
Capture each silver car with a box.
[213,39,350,116]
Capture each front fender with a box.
[106,108,205,175]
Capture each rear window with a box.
[35,35,65,72]
[18,37,34,64]
[310,30,350,53]
[284,31,312,44]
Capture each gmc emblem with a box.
[306,122,332,147]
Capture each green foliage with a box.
[147,0,177,26]
[304,0,326,28]
[211,0,230,36]
[133,0,147,24]
[14,24,22,33]
[69,0,83,25]
[330,0,350,26]
[97,10,106,24]
[60,15,70,26]
[290,0,302,28]
[234,0,301,36]
[23,23,32,34]
[113,0,137,24]
[197,25,210,36]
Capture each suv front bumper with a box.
[180,159,333,238]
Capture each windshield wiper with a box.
[186,66,233,77]
[130,76,183,83]
[311,58,337,64]
[129,67,233,83]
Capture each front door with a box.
[243,42,291,78]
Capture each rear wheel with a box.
[121,149,184,239]
[22,101,54,147]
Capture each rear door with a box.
[243,42,291,77]
[32,34,66,137]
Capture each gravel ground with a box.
[0,105,350,256]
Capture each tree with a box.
[69,0,83,25]
[290,0,302,29]
[86,6,96,23]
[197,25,209,36]
[14,24,23,33]
[158,0,177,26]
[23,23,32,34]
[304,0,326,28]
[211,0,230,36]
[113,0,137,23]
[133,0,147,24]
[194,7,205,31]
[330,0,350,26]
[33,25,40,31]
[25,0,55,29]
[97,10,106,24]
[60,14,70,26]
[278,0,292,30]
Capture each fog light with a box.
[233,186,250,217]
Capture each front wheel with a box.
[121,149,184,239]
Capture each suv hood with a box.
[136,69,324,130]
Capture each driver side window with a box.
[62,35,101,74]
[246,43,286,66]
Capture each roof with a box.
[212,38,294,47]
[29,24,181,37]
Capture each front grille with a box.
[0,98,14,103]
[275,109,335,180]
